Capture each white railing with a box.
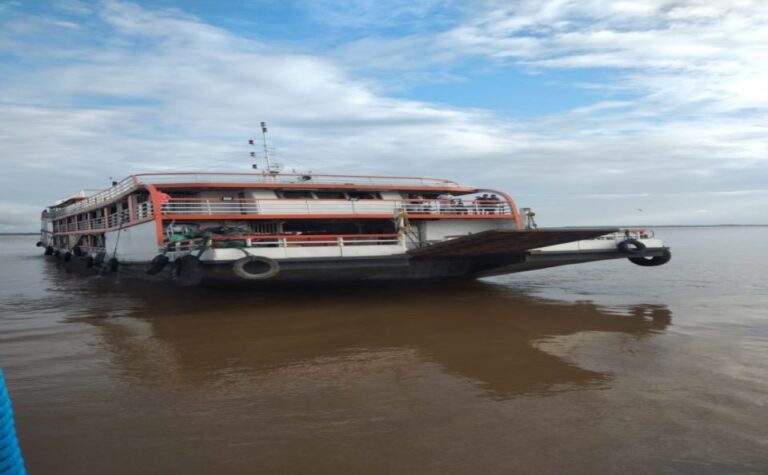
[47,177,137,218]
[165,233,402,252]
[107,210,131,228]
[52,203,154,234]
[162,199,512,217]
[134,201,154,220]
[592,229,655,241]
[46,172,464,219]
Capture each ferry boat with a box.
[38,171,671,286]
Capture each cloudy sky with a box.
[1,0,767,231]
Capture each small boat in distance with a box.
[38,171,671,286]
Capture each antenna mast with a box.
[260,121,271,172]
[248,121,281,175]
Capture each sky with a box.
[1,0,767,232]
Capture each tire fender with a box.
[618,238,646,254]
[629,249,672,267]
[232,256,280,280]
[171,255,203,286]
[145,255,170,275]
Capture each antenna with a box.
[261,121,272,172]
[248,122,282,174]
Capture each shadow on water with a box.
[44,259,673,400]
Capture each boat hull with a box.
[43,244,670,287]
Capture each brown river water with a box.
[1,227,767,474]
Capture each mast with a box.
[260,121,272,172]
[249,122,280,175]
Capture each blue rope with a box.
[0,370,26,475]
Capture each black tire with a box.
[232,256,279,280]
[73,246,84,257]
[171,255,203,286]
[108,257,119,272]
[86,256,95,269]
[54,249,61,258]
[36,241,43,247]
[145,255,170,275]
[64,251,72,262]
[630,249,672,267]
[44,246,54,256]
[618,239,646,254]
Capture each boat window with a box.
[347,191,382,200]
[314,191,346,200]
[279,190,314,199]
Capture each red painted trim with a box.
[477,189,523,230]
[144,184,165,245]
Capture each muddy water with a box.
[1,228,767,474]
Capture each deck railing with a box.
[52,204,154,233]
[162,198,512,217]
[47,176,137,218]
[165,233,402,252]
[45,172,463,218]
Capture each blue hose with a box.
[0,370,26,475]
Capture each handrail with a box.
[44,172,466,219]
[207,233,400,240]
[165,233,402,251]
[161,198,512,217]
[46,176,137,218]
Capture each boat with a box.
[38,170,671,286]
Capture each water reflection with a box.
[59,269,671,399]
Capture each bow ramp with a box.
[408,228,620,258]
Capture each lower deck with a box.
[41,229,670,286]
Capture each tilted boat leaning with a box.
[38,171,671,286]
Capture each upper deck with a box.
[44,172,471,218]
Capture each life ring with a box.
[629,249,672,267]
[171,255,203,286]
[145,255,170,275]
[232,256,279,280]
[618,239,646,254]
[44,246,54,256]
